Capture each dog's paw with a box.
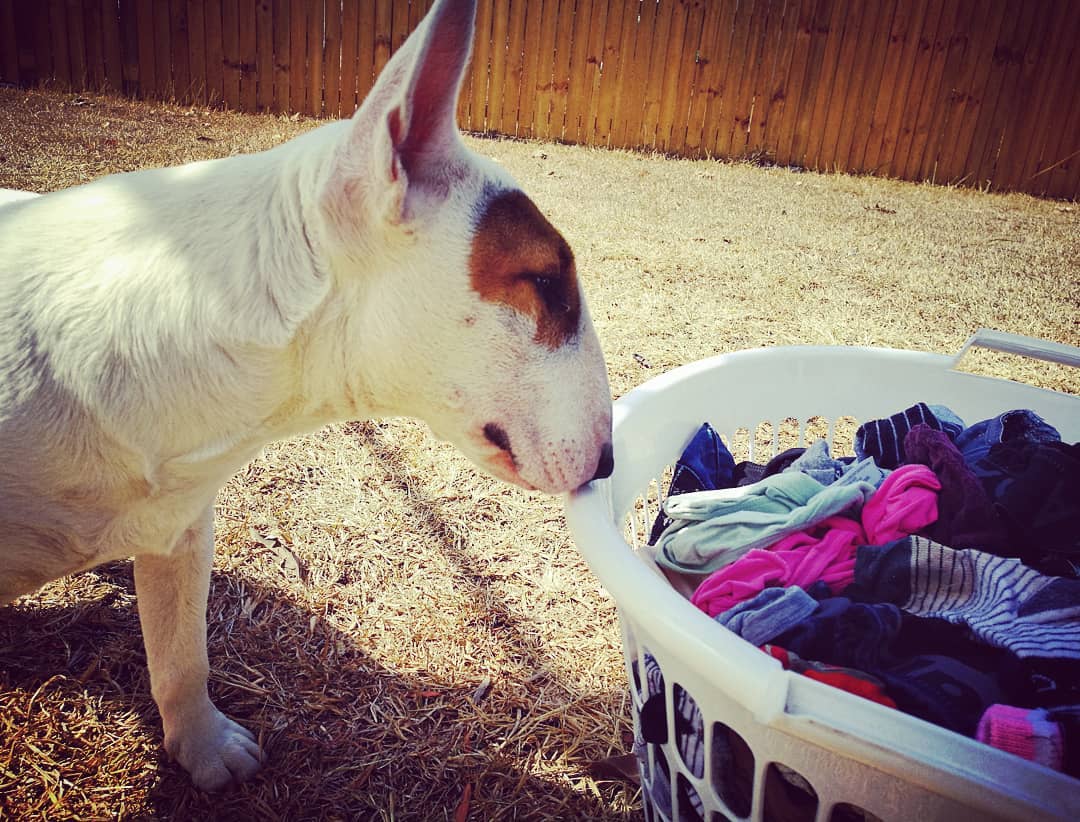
[165,705,263,792]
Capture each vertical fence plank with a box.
[390,0,409,53]
[699,0,738,157]
[1015,1,1079,195]
[119,0,140,94]
[720,0,768,159]
[323,0,340,118]
[611,0,653,149]
[637,0,673,149]
[907,0,970,182]
[221,0,239,107]
[203,0,223,104]
[784,0,833,167]
[958,0,1028,188]
[838,0,896,173]
[532,0,562,140]
[982,1,1056,190]
[253,0,271,109]
[48,0,72,89]
[496,0,527,136]
[516,0,546,139]
[466,0,495,132]
[33,0,56,85]
[0,0,17,84]
[867,0,928,176]
[8,0,37,84]
[1042,88,1080,198]
[546,0,577,141]
[800,0,852,170]
[101,0,123,90]
[83,0,106,90]
[743,0,789,159]
[604,0,640,148]
[666,0,708,154]
[187,0,207,102]
[338,0,358,116]
[287,0,305,112]
[373,0,391,80]
[813,0,869,170]
[355,0,375,103]
[237,0,255,108]
[170,0,190,100]
[1035,8,1080,197]
[886,0,946,178]
[305,0,322,115]
[577,0,610,146]
[486,0,512,134]
[153,0,172,98]
[135,0,155,96]
[592,0,628,146]
[768,0,813,165]
[66,0,88,90]
[934,0,1006,185]
[270,0,288,112]
[649,0,686,151]
[758,0,804,161]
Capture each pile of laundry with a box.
[644,403,1080,779]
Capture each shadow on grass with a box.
[1,555,639,820]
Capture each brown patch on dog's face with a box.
[469,190,580,350]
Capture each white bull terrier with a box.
[0,0,612,791]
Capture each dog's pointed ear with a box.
[323,0,477,228]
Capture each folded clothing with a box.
[958,409,1061,468]
[855,403,958,470]
[764,644,897,707]
[975,440,1080,576]
[851,536,1080,660]
[690,465,940,617]
[904,424,1008,553]
[715,586,821,646]
[977,704,1064,772]
[655,472,877,575]
[691,518,862,616]
[773,597,1007,735]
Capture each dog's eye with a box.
[525,274,569,313]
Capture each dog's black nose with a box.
[591,442,614,481]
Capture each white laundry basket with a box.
[565,330,1080,822]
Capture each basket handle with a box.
[951,328,1080,369]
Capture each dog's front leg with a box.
[134,507,262,791]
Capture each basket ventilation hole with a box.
[779,417,802,450]
[753,420,775,461]
[710,722,754,818]
[730,428,750,462]
[676,773,706,822]
[672,684,704,778]
[804,415,829,446]
[832,416,860,457]
[829,803,884,822]
[710,813,734,822]
[763,762,818,822]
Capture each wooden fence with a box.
[1,1,1077,198]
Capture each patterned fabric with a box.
[854,536,1080,659]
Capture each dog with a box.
[0,0,612,791]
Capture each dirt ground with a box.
[0,86,1077,821]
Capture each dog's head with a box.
[311,0,612,493]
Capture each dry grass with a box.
[0,87,1077,821]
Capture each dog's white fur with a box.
[0,0,611,790]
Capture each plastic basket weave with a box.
[565,330,1080,822]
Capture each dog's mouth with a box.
[481,422,537,491]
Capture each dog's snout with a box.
[591,442,614,481]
